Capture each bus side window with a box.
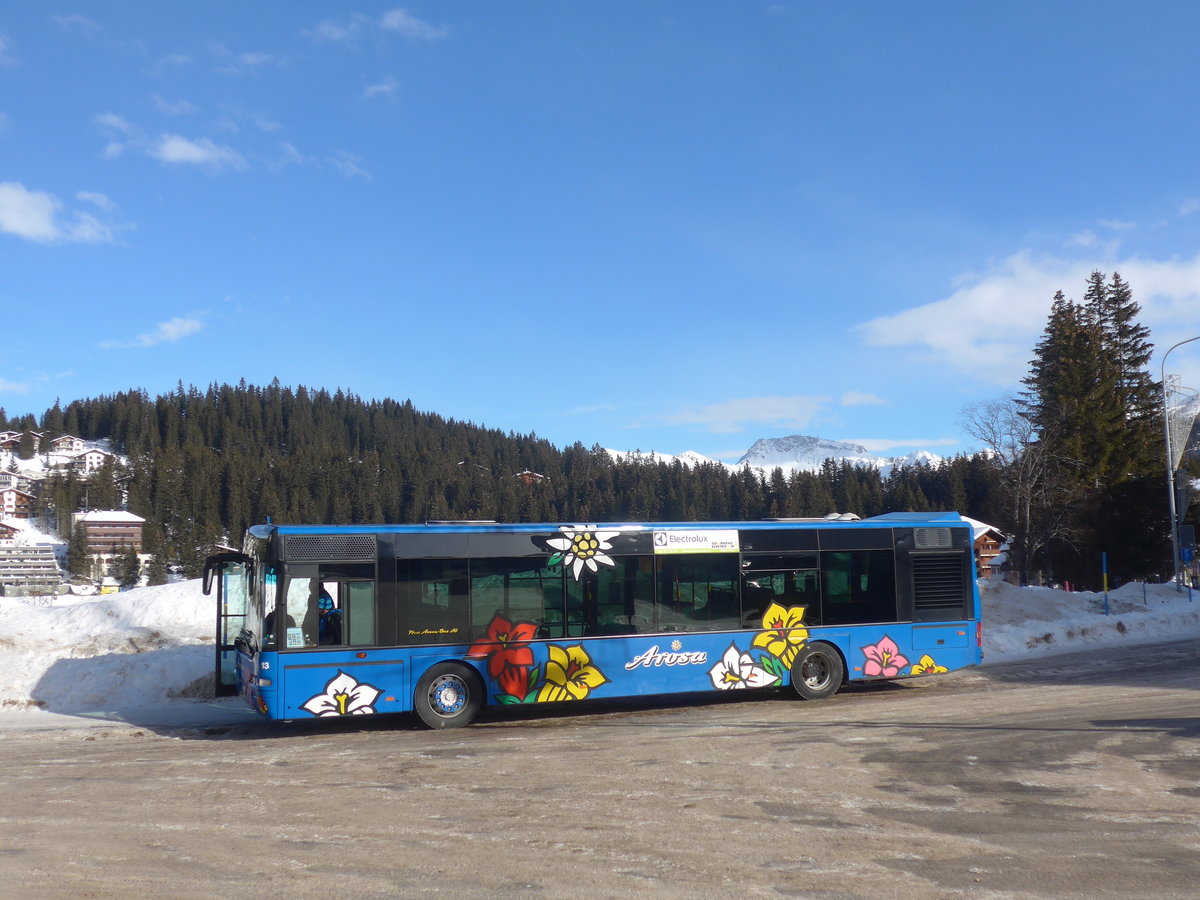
[656,555,740,633]
[741,554,821,626]
[397,559,469,645]
[470,559,565,640]
[820,550,897,625]
[345,581,375,646]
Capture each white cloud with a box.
[306,15,370,43]
[76,191,114,211]
[1181,199,1200,217]
[100,317,204,350]
[327,150,371,181]
[857,250,1200,386]
[307,9,445,44]
[0,32,16,67]
[0,378,30,394]
[840,391,887,407]
[149,53,193,76]
[97,113,249,173]
[209,44,282,75]
[151,134,246,171]
[365,76,399,99]
[0,182,120,244]
[152,95,198,116]
[50,14,104,39]
[663,395,832,433]
[274,141,308,167]
[68,212,121,243]
[95,112,137,135]
[95,113,138,158]
[380,8,448,40]
[845,437,962,453]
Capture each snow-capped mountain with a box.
[610,435,943,477]
[737,435,942,476]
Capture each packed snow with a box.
[0,576,1197,729]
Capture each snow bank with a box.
[981,577,1200,661]
[0,581,213,713]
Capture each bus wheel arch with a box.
[789,642,845,701]
[414,662,485,729]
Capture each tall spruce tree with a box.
[1094,272,1160,480]
[1018,273,1165,586]
[67,520,92,579]
[118,544,141,588]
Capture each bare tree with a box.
[961,397,1077,586]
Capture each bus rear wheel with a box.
[414,663,484,729]
[790,643,843,701]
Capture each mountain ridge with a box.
[610,434,944,477]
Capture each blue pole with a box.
[1102,552,1109,616]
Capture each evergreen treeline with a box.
[2,379,1000,577]
[5,271,1183,590]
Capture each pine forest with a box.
[4,272,1192,591]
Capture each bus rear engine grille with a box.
[912,553,967,612]
[285,534,376,561]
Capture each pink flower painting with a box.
[861,635,909,677]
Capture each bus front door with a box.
[202,553,253,697]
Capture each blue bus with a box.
[203,512,982,728]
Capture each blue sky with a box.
[3,3,1200,463]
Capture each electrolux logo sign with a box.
[652,529,739,554]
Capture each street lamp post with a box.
[1163,335,1200,590]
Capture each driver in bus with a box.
[317,589,342,645]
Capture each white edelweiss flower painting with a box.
[301,670,383,716]
[546,525,620,580]
[708,643,775,690]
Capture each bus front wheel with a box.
[414,663,484,729]
[790,644,843,701]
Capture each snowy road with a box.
[3,638,1198,899]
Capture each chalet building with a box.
[0,471,32,491]
[513,470,549,486]
[965,518,1006,578]
[50,434,86,454]
[0,431,42,452]
[71,448,116,475]
[0,487,34,519]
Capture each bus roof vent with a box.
[285,534,376,561]
[914,527,953,549]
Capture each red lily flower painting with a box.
[466,613,537,699]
